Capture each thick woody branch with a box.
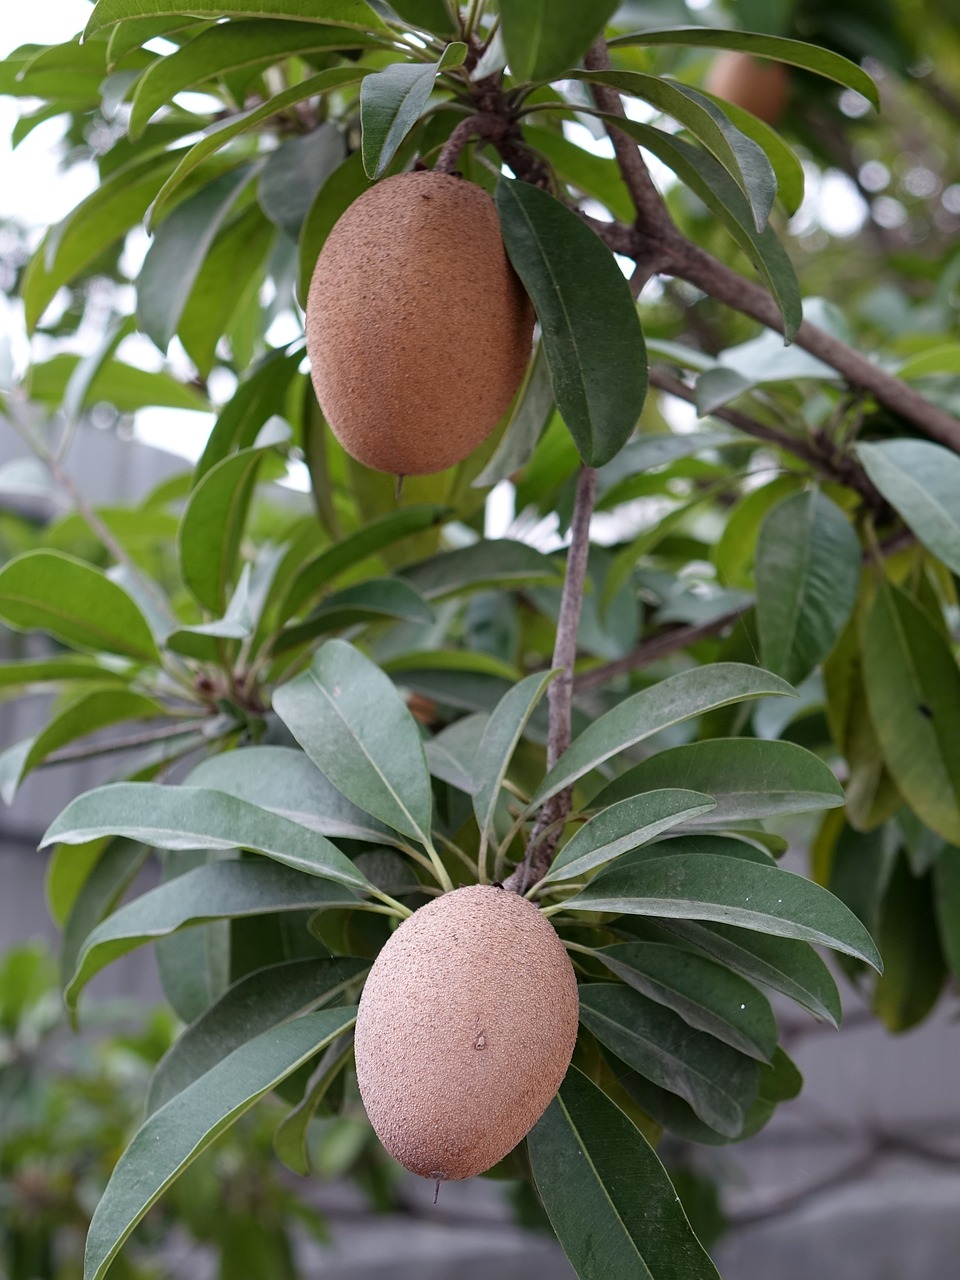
[648,367,885,507]
[506,466,597,894]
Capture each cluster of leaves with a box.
[2,2,960,1279]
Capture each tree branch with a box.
[42,720,209,765]
[648,367,886,507]
[506,466,596,894]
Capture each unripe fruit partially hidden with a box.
[705,51,790,126]
[354,884,579,1181]
[306,171,535,476]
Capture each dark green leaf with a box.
[83,1006,357,1280]
[196,343,303,479]
[0,656,130,700]
[273,1031,354,1173]
[528,1068,721,1280]
[872,854,945,1031]
[272,639,433,843]
[566,853,882,969]
[579,982,758,1135]
[609,26,879,107]
[59,860,357,1012]
[146,957,365,1114]
[756,490,861,685]
[545,790,716,884]
[472,341,556,488]
[862,579,960,845]
[60,839,150,989]
[857,440,960,576]
[0,551,159,661]
[531,663,795,809]
[41,783,374,894]
[360,43,466,179]
[86,0,388,38]
[592,738,845,821]
[499,0,620,82]
[401,538,560,599]
[596,942,777,1061]
[495,177,647,467]
[934,846,960,982]
[273,578,434,653]
[472,670,557,846]
[259,124,346,239]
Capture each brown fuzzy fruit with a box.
[704,51,790,126]
[354,884,579,1181]
[305,171,535,476]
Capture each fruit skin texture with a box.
[305,171,535,476]
[705,51,790,126]
[354,883,579,1181]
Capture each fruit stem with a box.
[367,895,415,919]
[423,838,457,894]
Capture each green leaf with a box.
[26,354,208,413]
[272,639,433,843]
[605,117,802,340]
[21,150,181,331]
[13,690,165,794]
[577,71,776,231]
[592,739,845,821]
[695,85,804,215]
[389,0,454,31]
[146,957,365,1114]
[86,0,388,38]
[179,204,275,377]
[579,983,758,1135]
[360,43,466,179]
[83,1006,356,1280]
[0,656,130,700]
[273,1032,354,1173]
[495,177,647,467]
[472,670,557,847]
[179,436,283,614]
[138,166,253,350]
[197,343,303,480]
[545,791,716,884]
[425,713,488,793]
[862,580,960,845]
[872,854,945,1031]
[400,538,560,599]
[642,917,841,1026]
[0,551,159,661]
[565,852,882,969]
[472,340,556,488]
[596,942,777,1062]
[528,1068,721,1280]
[609,26,879,108]
[755,490,861,685]
[129,20,374,138]
[187,747,397,846]
[531,663,795,810]
[499,0,620,83]
[148,67,367,222]
[298,150,372,305]
[61,839,151,989]
[41,783,374,894]
[273,578,434,653]
[857,440,960,577]
[280,504,450,620]
[59,860,357,1012]
[934,846,960,982]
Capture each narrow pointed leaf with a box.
[934,847,960,982]
[401,538,560,599]
[579,983,758,1136]
[146,957,365,1115]
[473,670,557,842]
[0,551,158,661]
[61,839,150,989]
[531,663,795,809]
[528,1068,721,1280]
[272,640,433,843]
[567,853,882,969]
[862,580,960,845]
[41,782,374,894]
[495,177,647,467]
[596,942,777,1062]
[360,43,466,179]
[756,489,861,685]
[186,746,397,845]
[499,0,620,83]
[84,1006,357,1280]
[857,440,960,576]
[545,790,716,884]
[592,738,844,820]
[85,0,388,38]
[273,1033,354,1174]
[273,578,434,653]
[609,26,879,107]
[62,860,357,1011]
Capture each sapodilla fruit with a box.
[354,883,579,1181]
[305,171,535,476]
[704,51,790,126]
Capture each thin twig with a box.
[505,466,596,894]
[42,720,210,765]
